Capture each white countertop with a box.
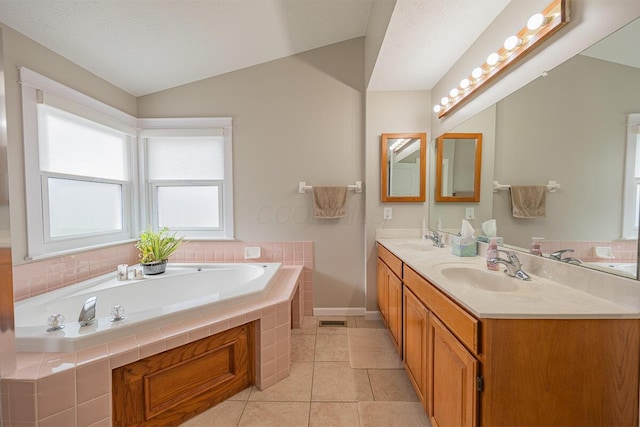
[377,237,640,319]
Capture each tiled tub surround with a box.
[3,240,313,426]
[12,240,314,311]
[540,239,638,263]
[1,265,304,426]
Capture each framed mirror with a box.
[435,133,482,202]
[380,133,426,202]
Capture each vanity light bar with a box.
[433,0,570,118]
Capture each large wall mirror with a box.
[429,17,640,280]
[381,133,426,202]
[435,133,482,202]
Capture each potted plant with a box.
[135,227,184,275]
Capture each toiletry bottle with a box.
[530,237,543,256]
[487,237,499,271]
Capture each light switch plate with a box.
[383,207,392,220]
[465,207,475,220]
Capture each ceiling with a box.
[0,0,511,97]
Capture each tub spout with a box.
[78,296,97,327]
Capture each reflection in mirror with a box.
[435,133,482,202]
[430,17,640,280]
[381,133,426,202]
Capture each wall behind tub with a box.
[137,38,365,311]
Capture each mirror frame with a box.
[435,132,482,203]
[380,132,427,202]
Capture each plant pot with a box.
[141,260,168,275]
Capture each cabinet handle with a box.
[476,375,484,392]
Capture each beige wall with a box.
[138,38,366,311]
[493,54,640,248]
[364,90,430,312]
[0,23,137,265]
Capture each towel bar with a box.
[299,181,363,194]
[493,180,560,193]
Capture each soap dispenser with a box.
[530,237,543,256]
[486,237,499,271]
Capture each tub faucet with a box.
[489,250,531,281]
[550,249,583,264]
[78,296,97,327]
[426,230,445,248]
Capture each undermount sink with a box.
[438,266,520,292]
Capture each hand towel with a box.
[312,186,348,218]
[509,185,546,218]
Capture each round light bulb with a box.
[527,13,545,30]
[504,35,521,51]
[449,88,459,98]
[433,105,441,113]
[459,78,470,89]
[471,67,484,79]
[487,52,500,66]
[440,96,450,106]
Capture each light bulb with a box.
[504,35,521,51]
[527,13,545,30]
[449,88,459,98]
[471,67,484,79]
[459,78,470,89]
[433,105,441,113]
[440,96,450,106]
[487,52,500,66]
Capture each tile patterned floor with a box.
[182,316,431,426]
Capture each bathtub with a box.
[587,262,637,278]
[15,263,281,353]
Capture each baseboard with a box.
[313,307,366,317]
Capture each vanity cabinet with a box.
[403,264,479,426]
[377,244,403,355]
[402,286,428,408]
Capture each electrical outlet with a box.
[383,207,392,220]
[465,207,475,220]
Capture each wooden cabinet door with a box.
[387,269,402,355]
[377,259,388,324]
[429,313,477,427]
[403,286,428,410]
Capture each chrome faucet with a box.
[78,296,97,327]
[489,250,531,281]
[550,249,583,264]
[426,230,445,248]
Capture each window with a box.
[139,118,234,240]
[622,114,640,239]
[21,68,234,258]
[21,67,138,258]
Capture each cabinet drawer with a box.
[377,244,403,278]
[404,266,478,354]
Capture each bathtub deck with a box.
[0,265,305,427]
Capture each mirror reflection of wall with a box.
[435,133,482,202]
[430,17,640,280]
[381,133,426,202]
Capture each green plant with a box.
[135,227,184,264]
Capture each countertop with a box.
[377,238,640,319]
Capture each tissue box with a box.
[476,235,504,245]
[451,236,477,257]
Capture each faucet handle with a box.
[550,249,574,259]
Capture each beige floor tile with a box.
[348,329,403,369]
[349,350,403,369]
[249,362,313,402]
[357,401,431,427]
[291,334,316,362]
[316,326,348,335]
[292,327,318,335]
[238,401,311,427]
[181,400,246,426]
[310,402,360,427]
[368,370,419,402]
[312,362,374,402]
[354,318,385,329]
[315,334,349,362]
[228,386,252,401]
[301,316,318,330]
